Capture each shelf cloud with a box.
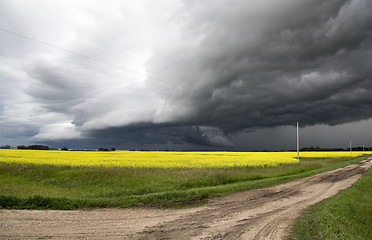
[1,0,371,149]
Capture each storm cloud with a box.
[1,0,372,149]
[147,0,372,130]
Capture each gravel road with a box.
[1,158,371,240]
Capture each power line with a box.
[0,27,138,73]
[0,26,196,93]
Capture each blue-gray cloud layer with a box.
[1,0,372,149]
[147,0,372,131]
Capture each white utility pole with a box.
[350,140,352,154]
[297,121,299,160]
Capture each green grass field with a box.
[288,160,372,240]
[1,154,370,210]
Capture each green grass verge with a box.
[288,160,372,240]
[0,155,370,210]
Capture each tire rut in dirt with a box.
[134,159,372,240]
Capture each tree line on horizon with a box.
[0,145,115,151]
[0,144,371,151]
[300,146,371,151]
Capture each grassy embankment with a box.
[0,154,370,210]
[289,159,372,240]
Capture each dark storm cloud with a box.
[1,0,372,149]
[50,0,372,149]
[83,123,233,148]
[147,0,372,135]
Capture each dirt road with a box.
[1,158,371,240]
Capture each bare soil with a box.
[1,158,371,240]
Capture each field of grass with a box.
[0,149,371,209]
[289,161,372,240]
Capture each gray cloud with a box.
[147,0,372,133]
[1,0,372,149]
[83,124,233,149]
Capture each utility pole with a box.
[297,121,299,160]
[350,140,352,154]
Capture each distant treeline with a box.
[16,145,52,150]
[301,146,371,151]
[1,144,370,152]
[5,145,117,151]
[62,147,116,151]
[98,147,116,151]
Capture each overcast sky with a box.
[1,0,372,150]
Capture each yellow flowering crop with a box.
[0,149,369,169]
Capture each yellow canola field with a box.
[0,149,369,169]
